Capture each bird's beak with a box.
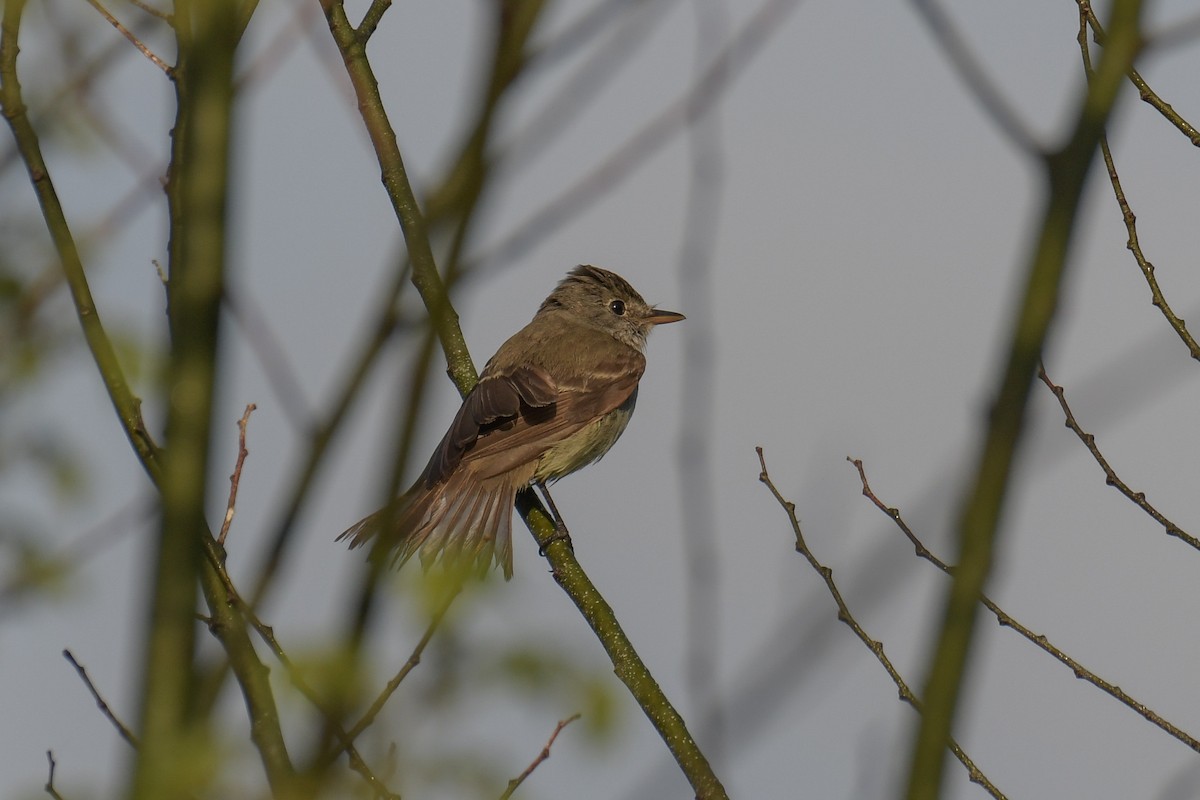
[645,308,685,326]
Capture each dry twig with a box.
[499,713,582,800]
[44,751,66,800]
[217,403,256,547]
[82,0,172,76]
[63,650,139,749]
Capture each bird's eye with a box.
[609,299,626,316]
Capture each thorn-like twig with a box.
[62,650,140,749]
[1079,1,1200,147]
[499,713,582,800]
[82,0,173,76]
[218,403,257,547]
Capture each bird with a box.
[339,265,684,578]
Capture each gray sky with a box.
[4,0,1200,797]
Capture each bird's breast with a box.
[533,389,639,482]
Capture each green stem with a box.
[905,3,1144,798]
[319,0,476,390]
[518,496,728,798]
[0,0,159,478]
[319,2,727,794]
[130,1,243,797]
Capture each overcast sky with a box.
[4,1,1200,798]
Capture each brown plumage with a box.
[338,265,683,578]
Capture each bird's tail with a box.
[338,470,519,579]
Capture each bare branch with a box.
[202,553,400,799]
[908,0,1041,154]
[126,0,171,21]
[906,4,1145,794]
[1081,2,1200,147]
[1075,17,1200,361]
[339,587,459,747]
[499,714,582,800]
[1151,9,1200,50]
[1037,365,1200,552]
[848,457,1200,755]
[755,449,1006,799]
[217,404,257,547]
[44,751,66,800]
[474,0,804,273]
[63,650,140,749]
[224,293,312,427]
[82,0,173,76]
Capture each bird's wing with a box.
[420,349,646,486]
[423,363,558,485]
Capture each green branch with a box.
[319,0,475,390]
[130,2,265,797]
[0,0,160,479]
[905,2,1145,798]
[318,3,727,795]
[2,1,295,795]
[518,494,729,798]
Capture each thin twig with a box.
[320,4,728,794]
[62,650,140,749]
[1081,1,1200,146]
[847,457,1200,755]
[339,588,458,747]
[82,0,173,76]
[1037,365,1200,551]
[1096,134,1200,360]
[498,713,582,800]
[1151,9,1200,50]
[319,0,476,392]
[246,261,412,612]
[755,448,1006,799]
[217,404,256,547]
[676,0,727,760]
[224,292,311,427]
[529,0,664,70]
[4,1,294,790]
[126,0,171,22]
[909,0,1041,154]
[1076,15,1200,361]
[0,496,151,621]
[906,4,1144,794]
[501,0,676,172]
[44,751,66,800]
[203,554,399,799]
[473,0,804,273]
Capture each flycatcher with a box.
[339,265,684,578]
